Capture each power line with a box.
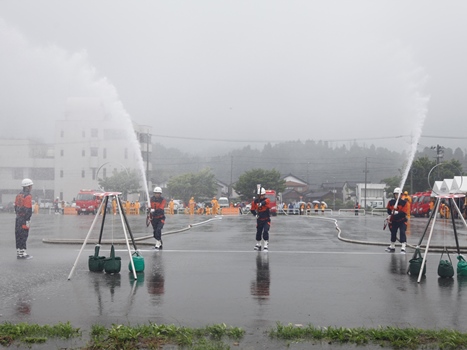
[151,134,412,143]
[152,133,467,143]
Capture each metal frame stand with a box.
[68,192,140,280]
[417,194,467,283]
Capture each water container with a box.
[104,245,121,274]
[129,252,145,272]
[89,245,106,272]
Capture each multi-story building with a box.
[0,139,54,204]
[0,97,152,204]
[356,183,387,208]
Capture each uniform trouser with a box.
[389,221,407,243]
[256,219,270,241]
[15,218,29,250]
[151,219,165,241]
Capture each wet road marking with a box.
[78,248,401,255]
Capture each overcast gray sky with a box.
[0,1,466,154]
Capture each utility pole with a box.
[332,177,336,211]
[431,144,444,180]
[229,155,233,198]
[364,157,368,209]
[431,144,444,164]
[146,130,150,201]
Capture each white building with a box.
[54,98,152,201]
[0,139,54,204]
[0,98,152,204]
[356,183,387,208]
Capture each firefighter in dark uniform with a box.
[251,187,271,251]
[14,178,34,259]
[385,187,408,253]
[150,187,166,250]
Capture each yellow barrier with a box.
[221,207,240,216]
[64,207,77,215]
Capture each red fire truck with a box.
[412,191,433,217]
[75,189,104,215]
[265,190,277,216]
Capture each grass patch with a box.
[8,321,467,349]
[269,322,467,349]
[86,322,244,349]
[0,321,244,349]
[0,321,80,346]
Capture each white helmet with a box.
[393,187,402,194]
[260,188,266,195]
[21,178,33,187]
[153,186,162,193]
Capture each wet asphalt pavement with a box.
[2,211,467,349]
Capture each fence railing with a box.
[338,209,366,215]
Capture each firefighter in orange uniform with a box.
[429,199,435,217]
[189,197,195,215]
[211,197,219,215]
[385,187,408,253]
[112,198,117,215]
[440,201,450,219]
[150,187,166,250]
[251,188,272,251]
[125,200,131,214]
[402,191,412,219]
[168,199,174,215]
[14,179,34,259]
[34,201,39,214]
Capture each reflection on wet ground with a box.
[1,213,467,346]
[251,253,270,302]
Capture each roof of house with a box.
[282,173,308,185]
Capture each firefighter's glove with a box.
[25,221,30,228]
[393,211,399,215]
[258,203,262,208]
[150,209,155,213]
[256,214,259,219]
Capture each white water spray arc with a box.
[66,69,152,206]
[397,81,430,194]
[0,19,151,205]
[399,93,428,194]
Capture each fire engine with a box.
[75,189,104,215]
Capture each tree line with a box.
[99,140,467,201]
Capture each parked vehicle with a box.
[410,192,422,217]
[173,200,184,213]
[414,191,432,217]
[242,203,252,214]
[265,190,277,216]
[75,189,104,215]
[218,197,230,208]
